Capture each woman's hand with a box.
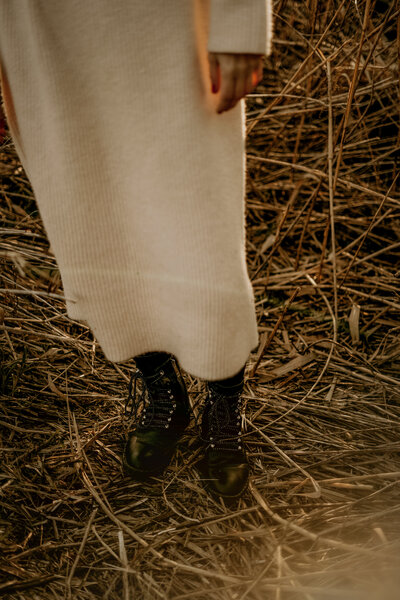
[208,52,264,114]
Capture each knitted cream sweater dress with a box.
[0,0,273,380]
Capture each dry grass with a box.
[1,1,400,598]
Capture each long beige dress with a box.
[0,0,273,380]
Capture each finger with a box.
[237,58,260,100]
[238,56,263,99]
[256,58,264,84]
[208,53,221,94]
[248,55,263,85]
[248,60,263,93]
[235,66,250,103]
[251,69,259,88]
[217,60,237,113]
[244,68,256,96]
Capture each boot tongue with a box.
[206,389,243,452]
[208,383,243,400]
[208,364,245,392]
[208,367,244,396]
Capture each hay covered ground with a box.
[1,1,400,598]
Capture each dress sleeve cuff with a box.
[207,0,273,56]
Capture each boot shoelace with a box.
[201,386,244,452]
[124,367,176,430]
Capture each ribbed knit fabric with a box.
[0,0,273,381]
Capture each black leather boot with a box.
[123,355,191,480]
[199,379,249,501]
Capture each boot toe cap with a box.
[124,435,170,476]
[207,462,249,499]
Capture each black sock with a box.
[134,351,171,377]
[208,364,245,394]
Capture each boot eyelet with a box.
[160,370,164,375]
[211,443,215,448]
